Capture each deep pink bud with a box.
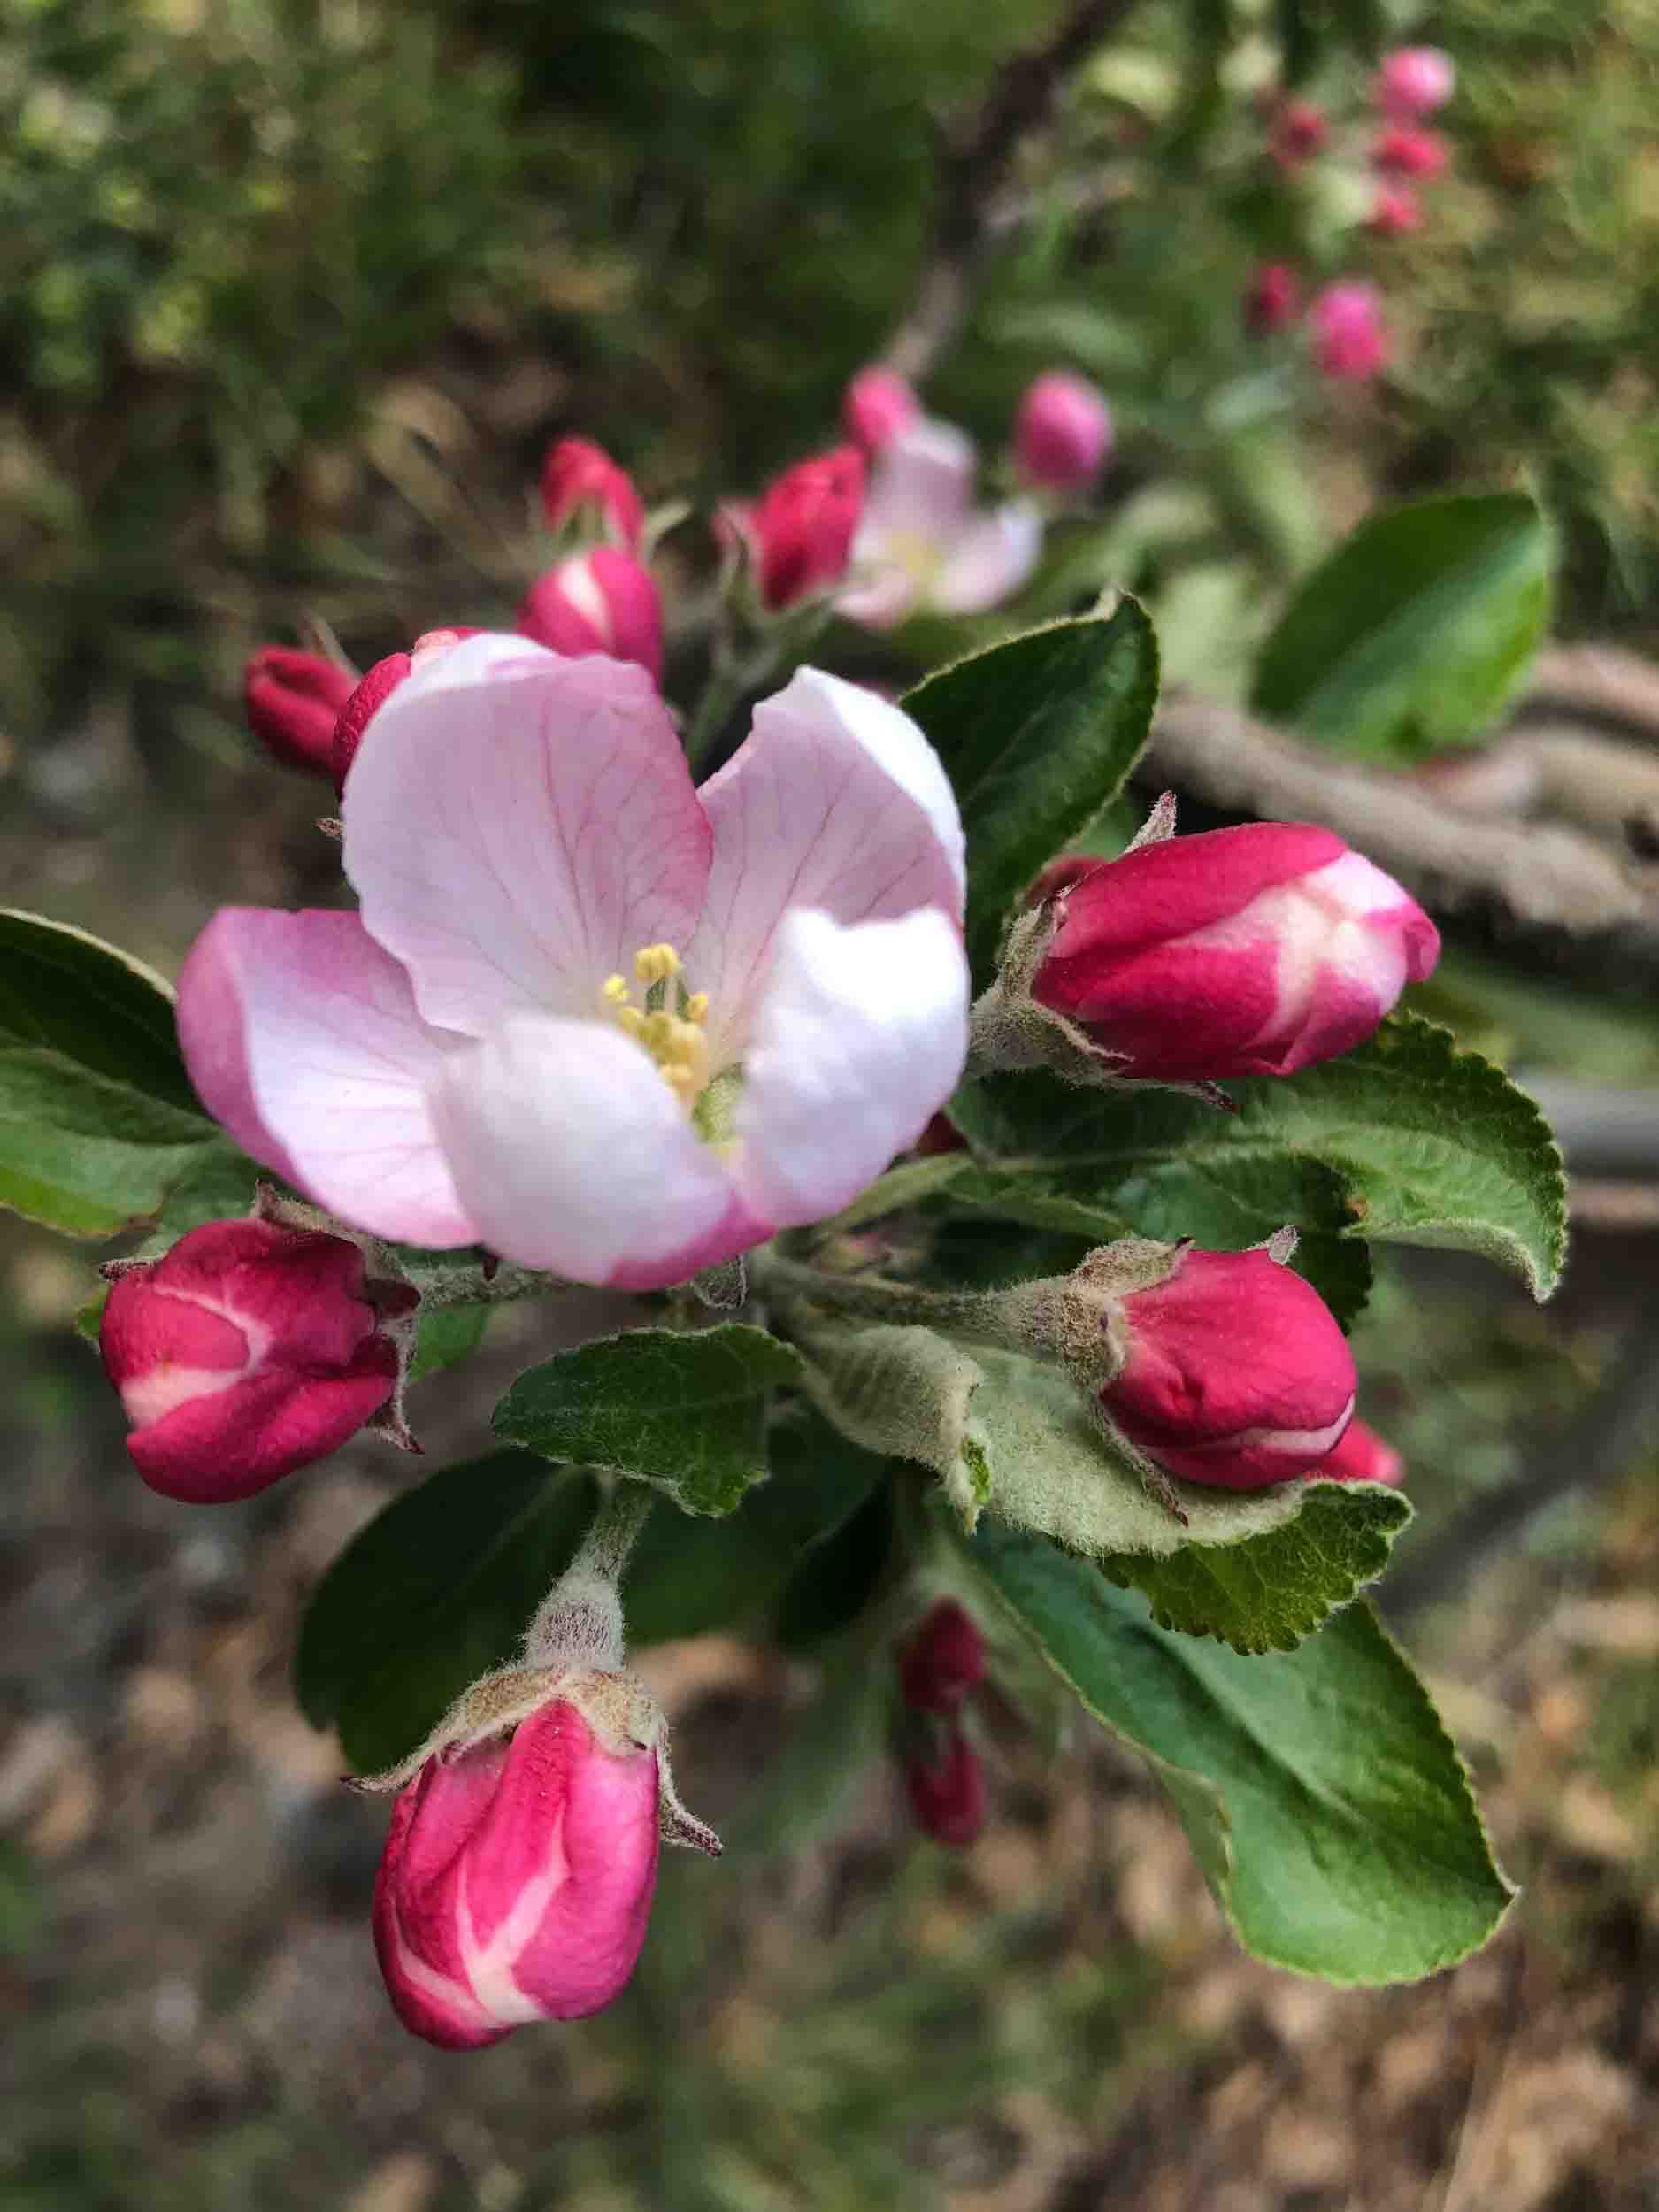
[538,436,645,549]
[1270,97,1328,168]
[516,549,664,680]
[1013,371,1113,492]
[1369,186,1422,237]
[1103,1247,1356,1491]
[330,628,485,789]
[1376,47,1455,119]
[1244,262,1302,336]
[1309,280,1389,382]
[1030,821,1439,1083]
[896,1600,987,1715]
[243,648,356,778]
[1310,1415,1404,1486]
[100,1217,403,1502]
[842,365,923,452]
[1372,124,1449,180]
[743,445,866,610]
[902,1725,986,1848]
[374,1695,660,2049]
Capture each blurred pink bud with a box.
[1244,262,1302,336]
[745,445,866,609]
[538,436,645,549]
[1372,124,1449,180]
[1376,47,1455,119]
[1013,371,1113,492]
[1369,187,1422,236]
[1310,1416,1404,1486]
[243,648,356,778]
[896,1599,987,1715]
[1309,280,1389,381]
[1029,821,1439,1083]
[517,549,664,681]
[842,365,923,452]
[374,1694,660,2048]
[100,1218,408,1502]
[902,1725,986,1847]
[1104,1248,1356,1491]
[331,628,485,789]
[1270,97,1328,168]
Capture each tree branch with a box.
[1525,642,1659,741]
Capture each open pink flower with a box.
[839,419,1041,631]
[177,636,968,1289]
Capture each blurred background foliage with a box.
[5,2,1659,2207]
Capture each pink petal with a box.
[687,668,965,1064]
[733,908,969,1228]
[933,501,1044,614]
[342,634,710,1035]
[429,1015,762,1289]
[177,909,477,1247]
[862,418,976,536]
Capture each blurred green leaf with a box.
[1251,493,1554,759]
[409,1301,490,1382]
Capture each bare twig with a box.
[1525,642,1659,741]
[1148,687,1659,950]
[1418,723,1659,851]
[883,0,1145,381]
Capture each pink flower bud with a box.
[1371,124,1449,180]
[330,628,485,789]
[1244,262,1302,336]
[1309,280,1390,382]
[1310,1415,1404,1486]
[99,1218,406,1502]
[1104,1247,1356,1490]
[243,648,356,778]
[1368,186,1422,237]
[902,1724,986,1847]
[1029,821,1439,1083]
[538,436,645,549]
[374,1693,660,2048]
[745,445,866,609]
[1013,371,1113,492]
[896,1599,987,1715]
[1376,47,1455,119]
[842,365,923,452]
[516,549,664,681]
[1270,97,1328,168]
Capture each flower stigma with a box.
[600,943,711,1110]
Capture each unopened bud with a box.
[243,647,356,778]
[517,549,664,681]
[842,365,922,453]
[739,445,866,610]
[1013,371,1112,492]
[1270,97,1328,168]
[1310,280,1390,383]
[1371,124,1449,180]
[1376,48,1455,119]
[1309,1415,1404,1486]
[1368,187,1422,237]
[896,1599,987,1715]
[331,627,484,789]
[1244,262,1302,336]
[902,1724,986,1848]
[538,435,645,549]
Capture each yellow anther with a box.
[684,991,709,1025]
[601,973,632,1005]
[615,1005,645,1038]
[634,943,682,985]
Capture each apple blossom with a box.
[517,549,664,682]
[1309,281,1389,382]
[1376,49,1455,119]
[244,647,356,778]
[902,1724,986,1847]
[1102,1246,1356,1491]
[99,1217,411,1502]
[539,435,645,549]
[842,365,923,452]
[176,636,969,1290]
[1013,371,1113,492]
[838,418,1041,630]
[1025,821,1440,1084]
[896,1599,987,1715]
[374,1691,660,2048]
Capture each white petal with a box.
[429,1016,759,1289]
[732,908,969,1229]
[933,500,1044,613]
[687,668,965,1064]
[862,417,976,535]
[342,634,710,1036]
[176,909,477,1247]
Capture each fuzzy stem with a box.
[410,1262,583,1310]
[757,1252,1049,1350]
[520,1481,657,1670]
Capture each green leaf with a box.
[962,1521,1513,1982]
[409,1302,490,1382]
[1251,493,1554,760]
[0,910,233,1237]
[949,1013,1567,1302]
[492,1324,805,1516]
[1102,1480,1412,1653]
[296,1450,594,1774]
[902,603,1160,986]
